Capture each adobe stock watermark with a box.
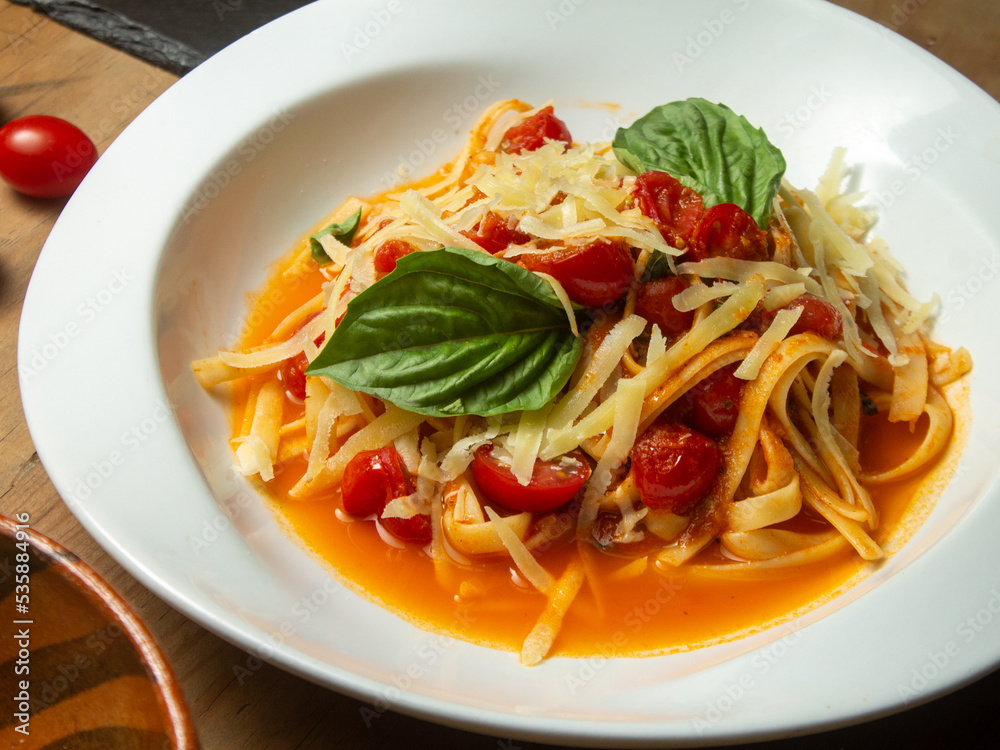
[882,0,929,32]
[562,575,683,695]
[869,126,961,211]
[380,74,502,186]
[937,253,1000,325]
[545,0,588,30]
[692,624,803,735]
[359,604,476,727]
[340,0,404,61]
[19,268,134,381]
[180,109,295,224]
[673,0,751,72]
[897,587,1000,701]
[61,398,172,510]
[232,575,350,684]
[775,85,834,138]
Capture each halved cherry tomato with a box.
[632,170,703,249]
[634,275,694,339]
[471,445,591,513]
[519,237,634,307]
[689,203,769,262]
[461,211,530,254]
[373,239,419,275]
[501,106,573,154]
[681,363,743,439]
[762,294,843,339]
[277,312,325,400]
[341,445,411,517]
[630,422,718,514]
[0,115,98,198]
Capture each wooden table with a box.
[2,1,999,747]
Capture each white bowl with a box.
[19,0,1000,744]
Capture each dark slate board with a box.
[11,0,313,74]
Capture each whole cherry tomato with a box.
[380,513,433,544]
[341,445,411,517]
[689,203,769,262]
[461,211,530,254]
[762,294,843,339]
[634,275,694,339]
[501,106,573,154]
[342,446,432,544]
[277,312,325,400]
[471,445,591,513]
[632,170,704,249]
[681,363,744,439]
[0,115,98,198]
[519,237,634,307]
[630,422,718,514]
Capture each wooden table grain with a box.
[2,1,999,748]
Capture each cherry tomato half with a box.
[519,237,634,307]
[341,445,411,517]
[632,170,704,249]
[501,106,573,154]
[461,211,530,255]
[0,115,98,198]
[471,445,591,513]
[689,203,769,262]
[630,422,718,514]
[634,275,694,340]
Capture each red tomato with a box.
[681,363,743,438]
[471,445,591,513]
[279,352,310,400]
[461,211,530,254]
[277,312,325,400]
[632,170,704,249]
[501,106,573,154]
[689,203,769,262]
[373,239,418,275]
[380,513,433,544]
[341,445,411,517]
[630,422,718,514]
[519,237,634,307]
[763,294,843,339]
[634,276,694,339]
[0,115,98,198]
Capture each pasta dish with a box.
[193,99,970,664]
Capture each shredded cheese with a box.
[734,307,803,380]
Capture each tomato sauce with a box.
[230,236,963,658]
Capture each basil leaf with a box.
[641,252,672,282]
[613,98,785,228]
[306,247,583,417]
[310,208,362,264]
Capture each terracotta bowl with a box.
[0,514,197,748]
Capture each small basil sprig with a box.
[310,208,362,264]
[306,247,583,417]
[613,98,785,229]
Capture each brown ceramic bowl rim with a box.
[1,513,198,749]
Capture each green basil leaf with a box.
[309,208,362,264]
[306,247,583,417]
[613,98,785,229]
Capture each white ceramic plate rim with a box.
[18,0,1000,745]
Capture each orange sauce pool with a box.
[231,240,964,657]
